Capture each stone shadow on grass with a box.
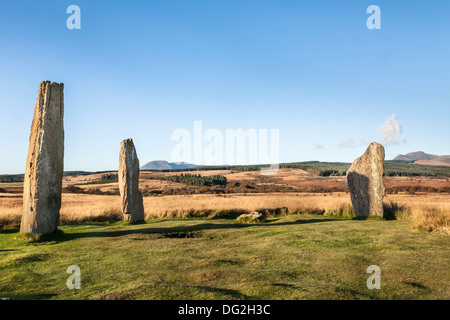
[52,218,347,242]
[0,228,20,234]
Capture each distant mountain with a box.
[140,160,198,170]
[393,152,450,165]
[170,162,199,170]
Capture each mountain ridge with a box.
[141,160,198,170]
[393,151,450,165]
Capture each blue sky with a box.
[1,0,449,173]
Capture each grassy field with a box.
[1,170,448,300]
[1,214,449,300]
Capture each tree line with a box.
[154,173,228,187]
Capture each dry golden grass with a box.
[384,193,450,210]
[142,193,348,217]
[1,192,448,234]
[408,206,450,234]
[0,195,22,228]
[0,194,121,227]
[59,194,122,223]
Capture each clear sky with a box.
[1,0,449,174]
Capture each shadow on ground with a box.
[49,218,346,242]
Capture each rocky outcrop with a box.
[118,139,145,222]
[237,211,265,223]
[20,81,64,234]
[347,142,385,218]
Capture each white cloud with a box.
[314,144,324,149]
[380,114,404,145]
[339,137,355,148]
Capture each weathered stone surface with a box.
[237,211,265,223]
[347,142,386,218]
[118,139,145,221]
[20,81,64,234]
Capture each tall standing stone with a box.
[346,142,386,218]
[20,81,64,234]
[119,139,145,222]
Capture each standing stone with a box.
[119,139,145,222]
[20,81,64,234]
[346,142,386,218]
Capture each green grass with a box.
[0,215,448,300]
